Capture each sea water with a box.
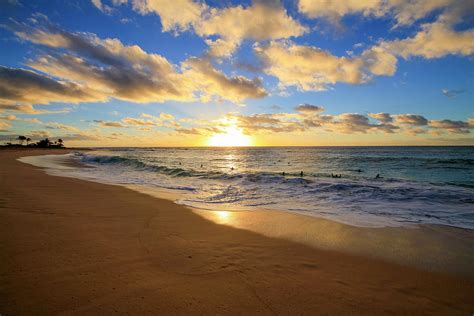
[36,147,474,229]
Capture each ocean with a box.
[27,146,474,229]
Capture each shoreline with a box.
[21,149,474,276]
[122,183,474,277]
[1,149,473,314]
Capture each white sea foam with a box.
[18,147,474,229]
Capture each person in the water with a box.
[300,171,304,177]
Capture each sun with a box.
[208,125,252,147]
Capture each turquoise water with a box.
[72,146,474,228]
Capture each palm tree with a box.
[17,135,26,145]
[57,139,64,147]
[37,138,51,148]
[26,137,31,146]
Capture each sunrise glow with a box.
[207,125,252,147]
[0,0,472,147]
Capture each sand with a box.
[1,149,473,314]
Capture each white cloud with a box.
[131,0,206,32]
[123,0,306,57]
[297,0,467,27]
[181,57,267,102]
[91,0,113,13]
[194,0,307,57]
[254,40,396,91]
[380,22,474,59]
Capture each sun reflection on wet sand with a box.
[214,210,232,224]
[192,208,474,276]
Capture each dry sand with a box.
[1,149,473,314]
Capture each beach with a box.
[1,149,473,314]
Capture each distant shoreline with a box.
[57,145,474,147]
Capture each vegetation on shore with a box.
[2,136,66,148]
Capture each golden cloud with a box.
[3,18,267,110]
[297,0,465,27]
[254,41,381,91]
[380,22,474,59]
[115,0,306,57]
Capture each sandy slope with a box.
[1,149,473,314]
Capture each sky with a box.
[0,0,473,147]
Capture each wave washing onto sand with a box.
[21,147,474,229]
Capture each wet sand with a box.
[194,208,474,277]
[1,149,473,314]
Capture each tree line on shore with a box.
[3,136,65,148]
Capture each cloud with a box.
[131,0,206,32]
[0,115,15,130]
[232,113,305,133]
[429,119,472,134]
[0,66,106,107]
[0,103,70,114]
[380,22,474,59]
[21,118,42,124]
[394,114,429,126]
[94,120,128,128]
[295,104,325,114]
[229,110,401,135]
[254,2,472,91]
[60,133,101,141]
[4,17,266,106]
[295,1,474,80]
[0,115,18,121]
[194,0,307,57]
[216,108,471,136]
[174,127,202,135]
[122,117,157,126]
[93,112,180,130]
[181,58,267,102]
[0,114,43,130]
[297,0,385,24]
[389,0,456,27]
[327,113,399,134]
[157,113,174,120]
[222,108,421,135]
[442,88,465,98]
[254,41,395,91]
[91,0,113,14]
[255,41,363,91]
[44,122,80,132]
[361,46,397,76]
[123,0,306,57]
[297,0,467,27]
[405,127,431,136]
[369,112,393,123]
